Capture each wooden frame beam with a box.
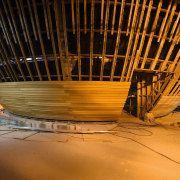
[32,0,51,80]
[110,0,125,81]
[17,0,42,80]
[126,0,147,81]
[46,0,61,80]
[150,1,177,70]
[100,0,110,81]
[120,0,140,82]
[141,0,162,69]
[111,0,117,35]
[76,0,82,80]
[89,0,95,81]
[0,5,26,81]
[7,0,34,81]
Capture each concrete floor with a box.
[0,112,180,180]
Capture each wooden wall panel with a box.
[150,96,180,118]
[0,81,130,121]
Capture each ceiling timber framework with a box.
[0,0,179,82]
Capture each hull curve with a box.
[0,81,130,121]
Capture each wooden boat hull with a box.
[0,81,131,121]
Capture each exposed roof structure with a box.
[0,0,179,82]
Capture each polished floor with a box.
[0,111,180,180]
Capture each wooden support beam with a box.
[27,0,38,41]
[15,0,28,42]
[71,0,76,34]
[174,87,180,96]
[89,0,95,81]
[18,0,42,81]
[129,50,140,81]
[157,0,172,42]
[0,5,26,81]
[0,67,7,82]
[76,0,81,80]
[136,0,153,69]
[46,0,61,80]
[100,0,110,81]
[160,25,180,71]
[54,0,66,80]
[169,12,180,42]
[42,0,50,40]
[126,0,147,81]
[84,0,87,34]
[140,0,162,69]
[0,56,12,81]
[168,49,180,73]
[111,0,117,35]
[62,0,71,80]
[31,0,52,81]
[120,0,140,82]
[0,36,18,81]
[126,0,134,36]
[2,1,17,43]
[137,76,141,118]
[169,81,180,96]
[100,0,104,34]
[7,0,34,81]
[150,1,177,70]
[110,0,125,81]
[0,50,14,81]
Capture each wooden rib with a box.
[126,0,147,81]
[111,0,117,35]
[168,49,180,73]
[54,0,66,80]
[100,0,104,34]
[135,0,153,69]
[62,0,71,80]
[0,56,12,81]
[150,1,177,70]
[76,0,81,80]
[42,0,50,40]
[141,0,162,69]
[0,36,18,81]
[0,67,7,82]
[46,0,61,80]
[32,0,51,80]
[89,0,95,81]
[120,0,140,82]
[163,62,180,96]
[110,0,125,81]
[0,49,14,81]
[157,0,172,42]
[7,0,34,81]
[0,22,9,45]
[71,0,75,34]
[18,0,42,81]
[169,12,180,42]
[126,0,134,36]
[0,5,26,81]
[15,0,28,42]
[129,50,140,81]
[100,0,110,81]
[84,0,87,34]
[27,0,38,41]
[174,87,180,96]
[89,0,94,81]
[2,1,17,43]
[170,81,180,96]
[160,25,180,71]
